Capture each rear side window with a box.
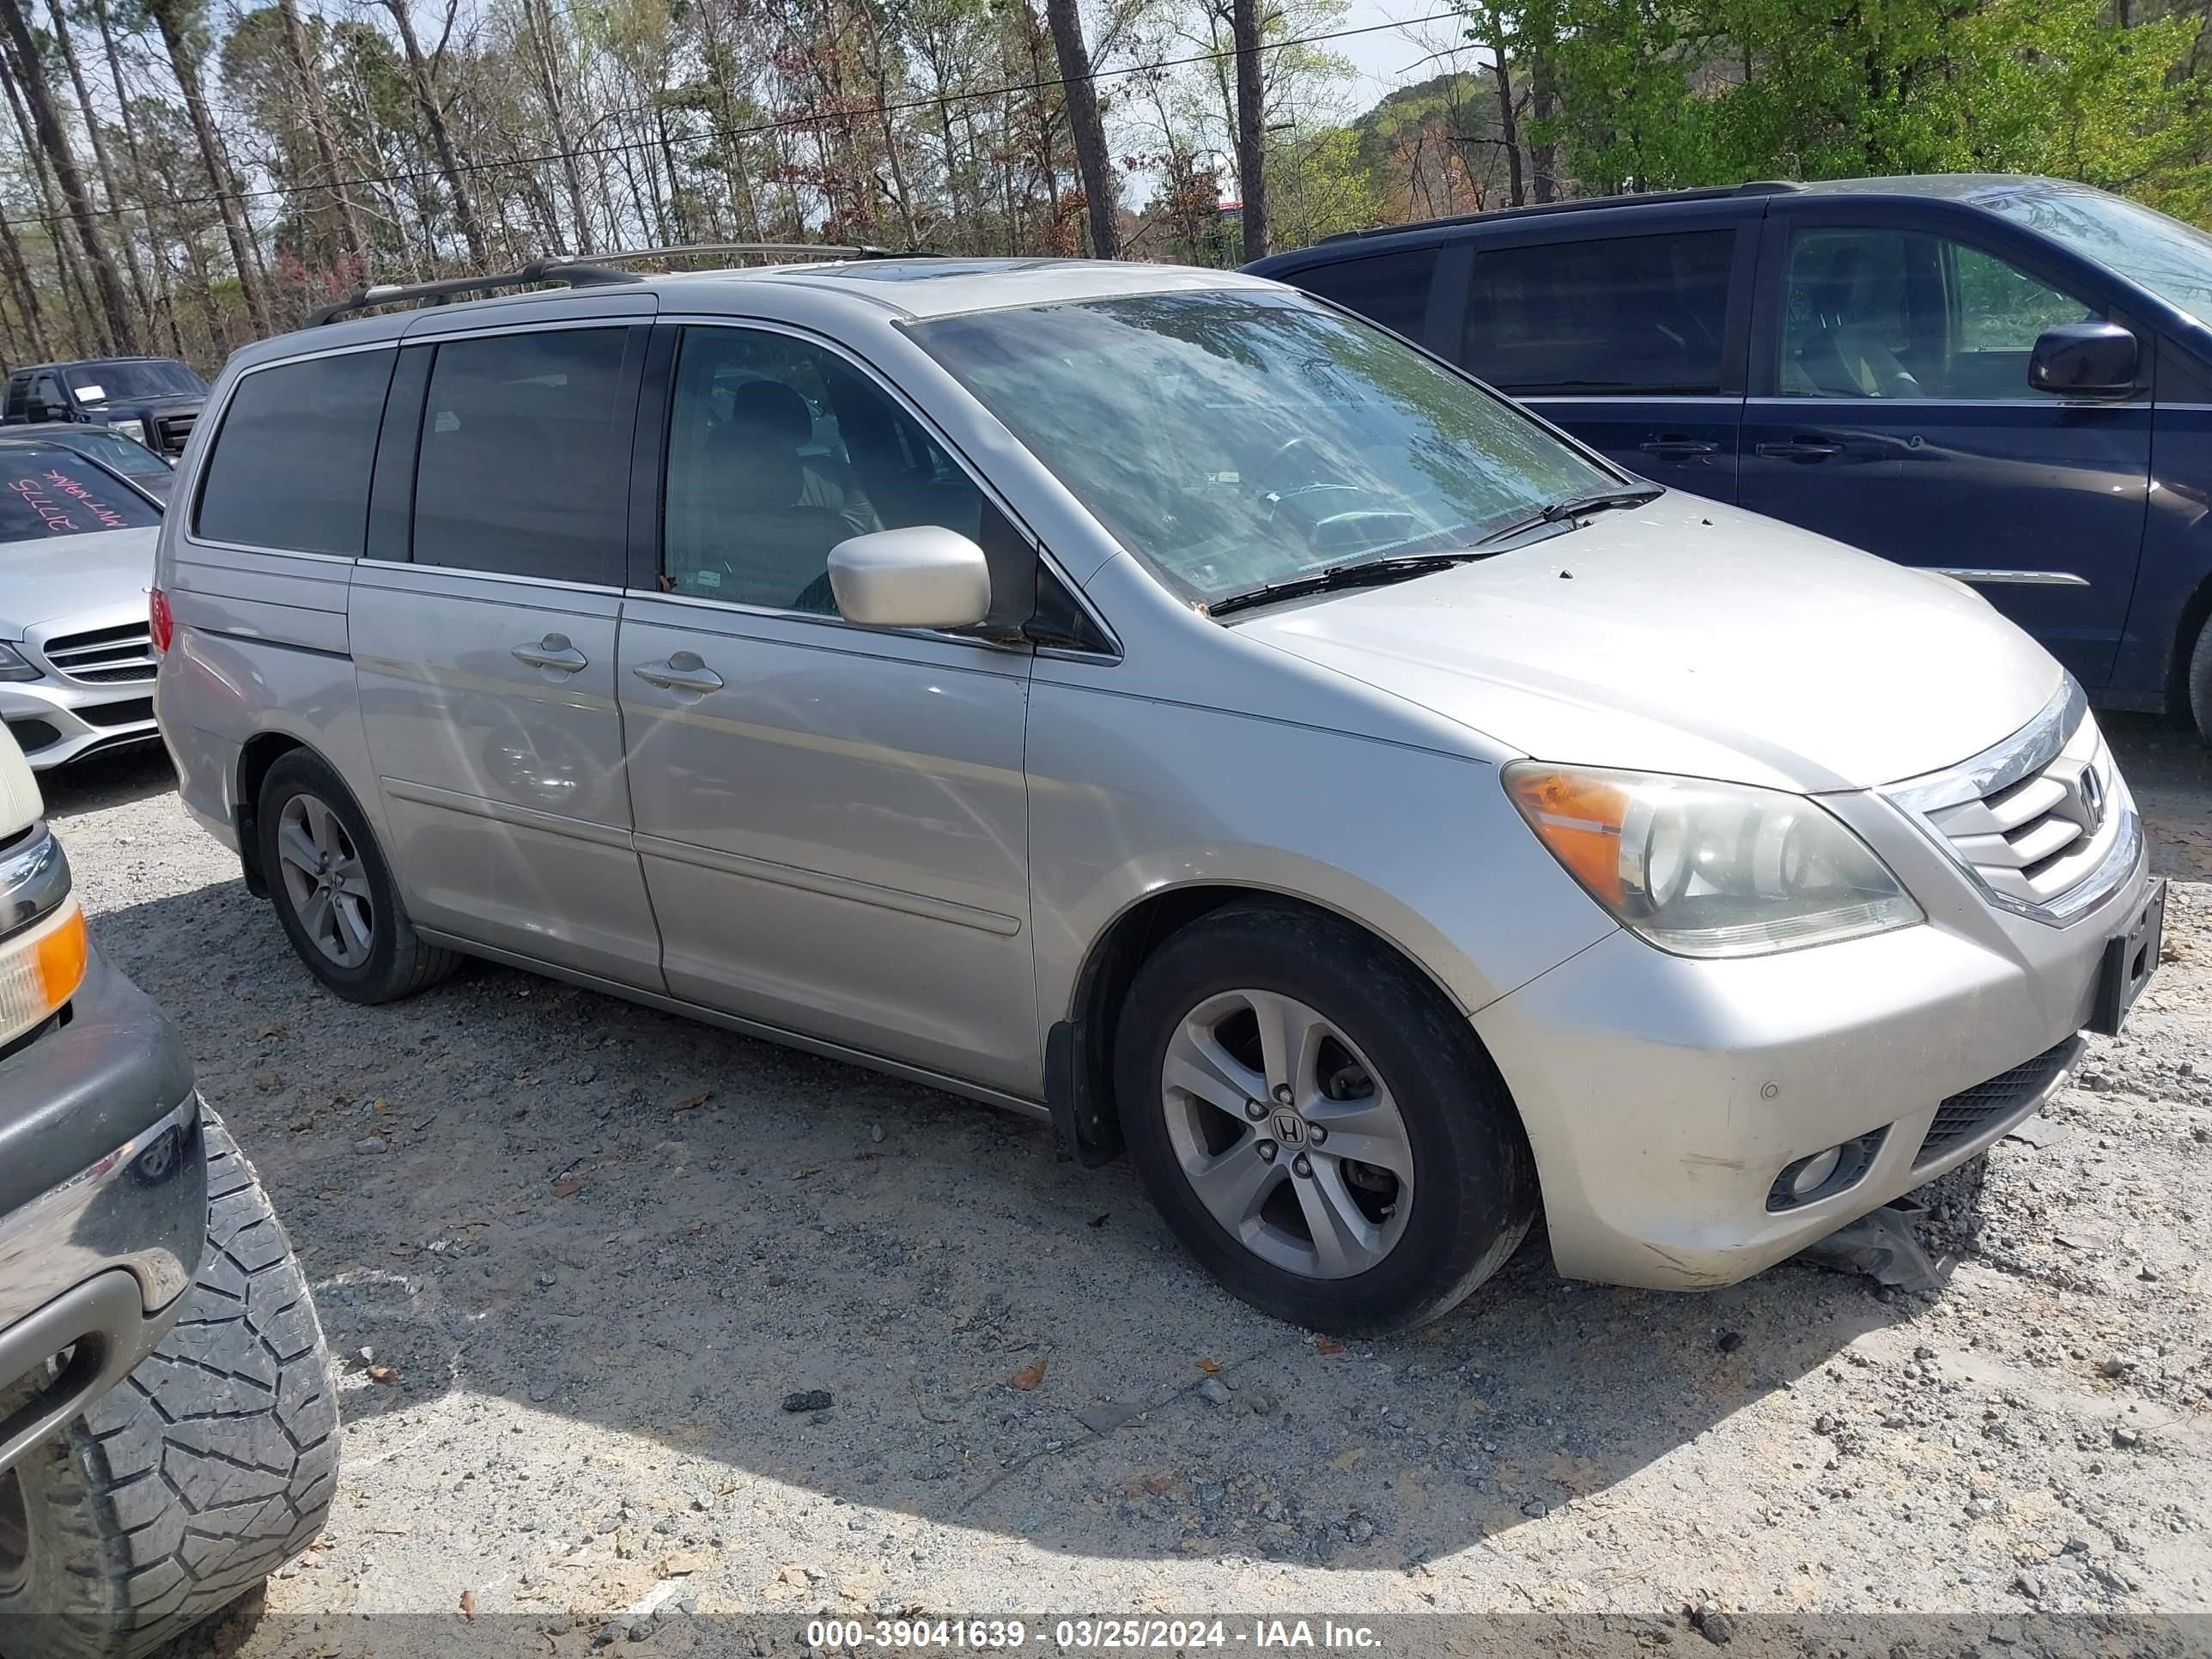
[1462,230,1734,394]
[3,375,27,420]
[196,349,395,554]
[410,328,632,584]
[1291,247,1439,343]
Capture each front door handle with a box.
[1638,437,1719,459]
[512,633,586,672]
[633,651,724,695]
[1754,437,1844,461]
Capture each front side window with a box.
[1778,227,2099,400]
[661,327,1006,620]
[0,448,161,539]
[196,349,394,555]
[1462,231,1734,394]
[411,329,633,583]
[911,289,1616,606]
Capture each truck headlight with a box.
[0,898,88,1047]
[1504,763,1923,957]
[108,417,146,444]
[0,642,39,682]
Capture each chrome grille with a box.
[1884,679,2136,926]
[40,622,157,684]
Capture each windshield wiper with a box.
[1474,485,1663,547]
[1207,552,1485,619]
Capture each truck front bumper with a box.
[0,946,204,1477]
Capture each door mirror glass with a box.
[828,526,991,629]
[2027,321,2138,397]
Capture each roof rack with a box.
[307,242,932,326]
[1312,179,1804,246]
[309,258,645,325]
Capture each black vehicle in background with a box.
[0,357,209,458]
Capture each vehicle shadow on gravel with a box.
[80,858,1926,1573]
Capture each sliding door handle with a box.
[633,651,724,695]
[512,633,586,672]
[1638,437,1719,459]
[1753,437,1844,461]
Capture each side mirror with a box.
[28,401,68,423]
[827,526,991,630]
[2028,321,2138,398]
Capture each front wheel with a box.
[2188,612,2212,747]
[1114,903,1537,1334]
[0,1109,338,1659]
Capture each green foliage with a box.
[1502,0,2212,216]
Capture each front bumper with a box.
[1,677,159,772]
[1474,791,2153,1291]
[0,946,204,1475]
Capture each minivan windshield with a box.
[909,289,1620,605]
[1983,185,2212,328]
[0,450,161,539]
[64,360,206,405]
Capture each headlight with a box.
[0,899,88,1048]
[1504,763,1923,957]
[0,642,39,683]
[109,418,146,444]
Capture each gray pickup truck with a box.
[0,726,336,1657]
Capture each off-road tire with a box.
[1115,902,1539,1334]
[2188,612,2212,747]
[257,748,459,1003]
[0,1109,339,1659]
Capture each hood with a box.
[0,526,159,637]
[1232,495,2062,793]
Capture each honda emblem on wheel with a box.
[1272,1111,1307,1146]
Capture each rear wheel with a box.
[0,1109,338,1659]
[257,750,458,1003]
[1115,902,1537,1334]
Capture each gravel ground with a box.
[34,714,2212,1656]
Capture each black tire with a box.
[2188,612,2212,747]
[257,749,459,1003]
[1114,902,1538,1334]
[0,1109,339,1659]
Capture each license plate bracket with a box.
[2089,878,2166,1036]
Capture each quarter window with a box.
[1778,227,2101,400]
[195,349,395,555]
[411,328,634,583]
[1462,231,1734,394]
[660,327,1019,624]
[1292,247,1439,343]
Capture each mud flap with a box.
[1801,1198,1952,1291]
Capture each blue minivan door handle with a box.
[1755,437,1844,461]
[1638,437,1720,459]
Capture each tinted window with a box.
[196,349,394,555]
[662,327,1002,619]
[64,360,205,404]
[0,449,161,539]
[412,329,632,583]
[1778,228,2098,400]
[1292,247,1439,343]
[3,376,26,420]
[1462,231,1734,393]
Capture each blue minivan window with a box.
[1985,186,2212,328]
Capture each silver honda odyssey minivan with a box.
[152,256,2163,1333]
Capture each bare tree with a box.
[379,0,489,263]
[145,0,270,333]
[1229,0,1265,258]
[275,0,368,274]
[0,0,133,348]
[1042,0,1119,258]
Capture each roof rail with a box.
[569,241,922,265]
[308,258,644,326]
[1310,179,1805,246]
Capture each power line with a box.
[2,7,1467,232]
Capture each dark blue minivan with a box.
[1248,175,2212,744]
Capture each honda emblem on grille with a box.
[2078,767,2105,825]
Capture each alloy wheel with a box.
[1158,988,1414,1279]
[275,793,374,969]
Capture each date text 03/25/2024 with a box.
[805,1620,1383,1650]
